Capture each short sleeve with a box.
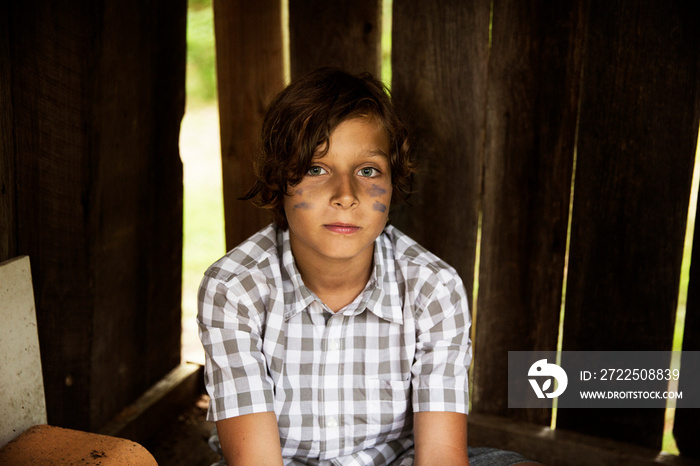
[197,272,276,421]
[411,271,472,414]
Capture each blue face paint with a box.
[368,184,387,197]
[373,201,387,213]
[294,202,313,210]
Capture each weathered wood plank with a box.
[10,0,98,430]
[143,0,187,394]
[214,0,284,249]
[559,0,700,448]
[472,0,585,424]
[8,0,185,430]
[88,0,186,429]
[98,363,203,445]
[91,0,155,428]
[391,0,490,314]
[289,0,381,79]
[468,413,699,466]
[0,8,16,263]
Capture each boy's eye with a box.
[307,166,327,176]
[358,167,379,177]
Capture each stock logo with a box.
[528,359,568,399]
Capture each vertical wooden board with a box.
[89,0,154,429]
[391,0,490,312]
[10,0,97,430]
[88,0,186,429]
[144,0,186,391]
[289,0,381,79]
[473,0,585,424]
[10,0,185,430]
[559,1,699,448]
[674,170,700,458]
[214,0,284,249]
[0,8,16,263]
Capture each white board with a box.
[0,256,47,448]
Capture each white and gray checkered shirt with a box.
[198,224,471,465]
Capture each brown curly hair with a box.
[241,67,414,229]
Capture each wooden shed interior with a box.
[1,1,699,465]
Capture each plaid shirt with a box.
[198,224,471,465]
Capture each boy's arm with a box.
[198,270,281,463]
[410,267,471,466]
[414,411,469,466]
[217,412,284,466]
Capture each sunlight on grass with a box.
[381,0,392,87]
[180,104,225,364]
[185,0,218,107]
[180,0,224,364]
[662,127,700,454]
[181,106,224,321]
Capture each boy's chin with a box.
[303,237,377,263]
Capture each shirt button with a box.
[329,340,339,351]
[327,416,338,428]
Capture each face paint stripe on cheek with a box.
[294,202,313,210]
[367,184,387,197]
[372,201,387,213]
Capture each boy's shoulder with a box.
[381,225,462,286]
[203,223,280,283]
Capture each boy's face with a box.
[284,116,392,270]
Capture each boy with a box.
[198,68,535,465]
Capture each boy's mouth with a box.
[323,223,361,234]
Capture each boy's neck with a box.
[291,244,374,313]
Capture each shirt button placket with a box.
[321,315,343,457]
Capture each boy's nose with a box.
[330,175,359,208]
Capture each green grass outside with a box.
[185,0,218,107]
[180,0,223,364]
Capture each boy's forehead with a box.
[312,147,389,160]
[313,117,390,158]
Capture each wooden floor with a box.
[143,394,220,466]
[141,394,700,466]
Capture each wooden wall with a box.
[213,0,285,250]
[557,1,699,448]
[0,0,186,431]
[216,0,700,462]
[2,0,698,460]
[289,0,382,80]
[391,0,488,316]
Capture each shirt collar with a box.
[365,228,404,324]
[279,228,316,320]
[278,227,403,324]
